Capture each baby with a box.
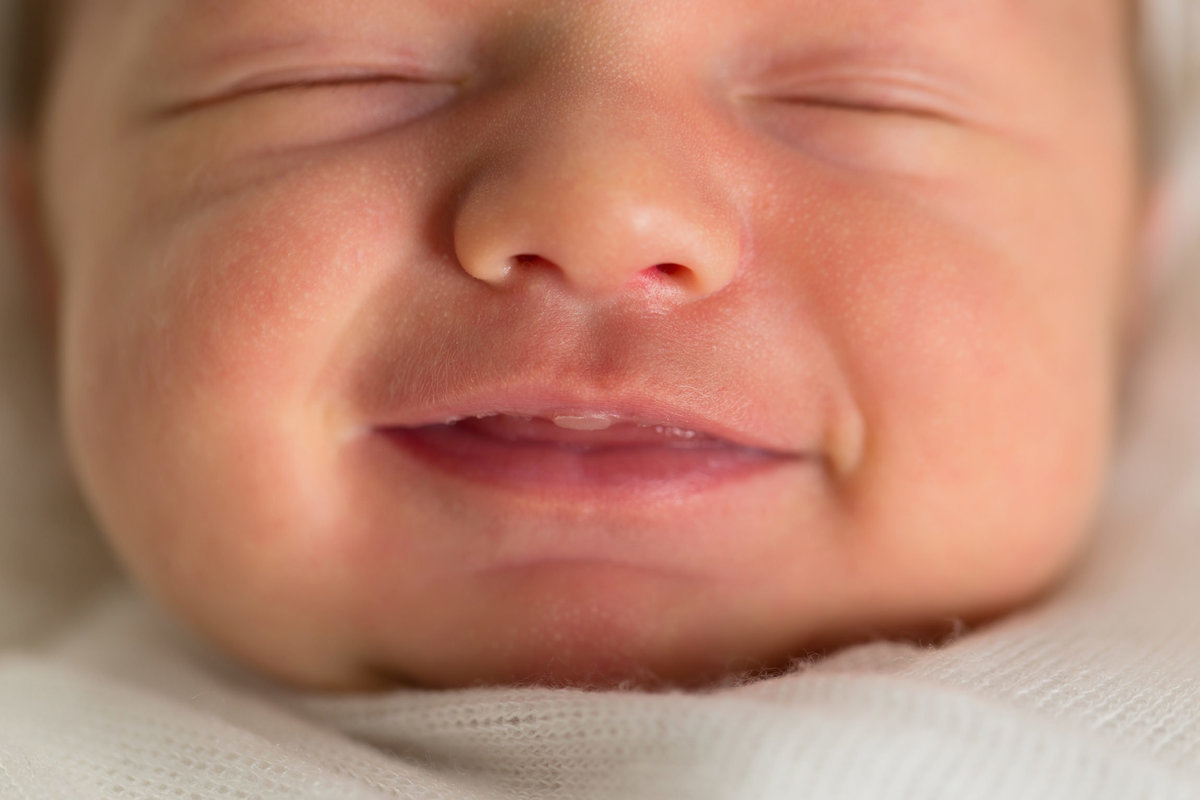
[3,0,1143,694]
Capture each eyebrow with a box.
[140,4,435,88]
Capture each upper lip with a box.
[347,307,860,474]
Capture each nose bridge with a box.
[524,83,710,246]
[452,44,741,299]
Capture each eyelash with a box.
[157,73,450,119]
[161,67,959,126]
[770,94,957,123]
[752,69,970,126]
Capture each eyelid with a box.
[743,68,976,124]
[771,91,956,124]
[151,66,461,119]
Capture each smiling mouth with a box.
[381,412,800,495]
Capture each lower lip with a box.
[382,422,795,496]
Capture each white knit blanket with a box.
[2,3,1199,796]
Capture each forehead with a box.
[89,0,1126,90]
[104,0,1124,46]
[54,0,1130,143]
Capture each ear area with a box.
[2,136,58,338]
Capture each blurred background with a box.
[0,1,120,647]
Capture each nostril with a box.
[499,255,700,293]
[503,253,555,279]
[640,263,692,284]
[630,263,697,294]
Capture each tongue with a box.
[450,415,713,448]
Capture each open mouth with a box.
[382,412,795,494]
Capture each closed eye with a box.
[743,67,976,128]
[770,94,960,124]
[153,70,459,120]
[740,75,989,178]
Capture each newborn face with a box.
[41,0,1138,689]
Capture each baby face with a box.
[38,0,1138,689]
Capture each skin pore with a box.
[18,0,1138,690]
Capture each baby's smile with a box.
[28,0,1141,690]
[381,400,806,494]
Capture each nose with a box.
[453,93,741,300]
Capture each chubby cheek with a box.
[791,186,1119,614]
[61,159,432,682]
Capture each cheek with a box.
[754,173,1121,612]
[68,188,359,461]
[58,158,433,653]
[853,260,1110,601]
[885,237,1114,599]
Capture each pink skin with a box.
[24,0,1138,689]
